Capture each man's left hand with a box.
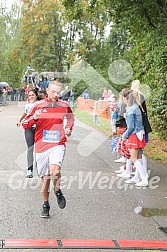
[65,128,71,137]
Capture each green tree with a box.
[104,0,167,139]
[0,2,23,86]
[21,0,70,72]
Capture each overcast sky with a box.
[0,0,20,11]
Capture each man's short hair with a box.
[48,80,62,88]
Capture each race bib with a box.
[42,130,60,143]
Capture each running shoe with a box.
[26,170,33,178]
[40,204,50,218]
[54,188,66,209]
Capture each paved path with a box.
[0,102,166,252]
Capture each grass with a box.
[140,208,167,218]
[144,133,167,164]
[74,109,112,135]
[74,109,167,165]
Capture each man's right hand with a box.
[33,109,42,120]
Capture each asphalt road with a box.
[0,102,167,252]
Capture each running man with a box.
[22,80,75,218]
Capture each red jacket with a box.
[22,97,74,153]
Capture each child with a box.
[109,96,119,135]
[90,100,99,126]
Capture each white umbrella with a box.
[0,82,9,87]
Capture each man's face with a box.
[47,84,61,102]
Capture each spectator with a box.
[43,78,49,91]
[19,86,25,101]
[109,96,119,135]
[83,90,89,100]
[2,87,7,105]
[130,79,152,181]
[108,90,115,101]
[6,87,11,101]
[0,87,4,104]
[61,86,71,102]
[102,89,109,101]
[15,88,20,102]
[10,87,15,101]
[90,100,99,126]
[121,88,148,187]
[69,88,75,108]
[131,79,152,138]
[25,84,30,100]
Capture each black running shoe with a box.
[54,188,66,209]
[40,204,50,218]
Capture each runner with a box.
[17,88,40,178]
[22,80,75,218]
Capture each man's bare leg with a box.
[40,175,51,218]
[50,164,66,209]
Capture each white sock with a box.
[139,158,147,177]
[132,160,140,180]
[142,153,148,177]
[134,160,148,182]
[142,154,147,169]
[125,159,132,175]
[139,158,143,165]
